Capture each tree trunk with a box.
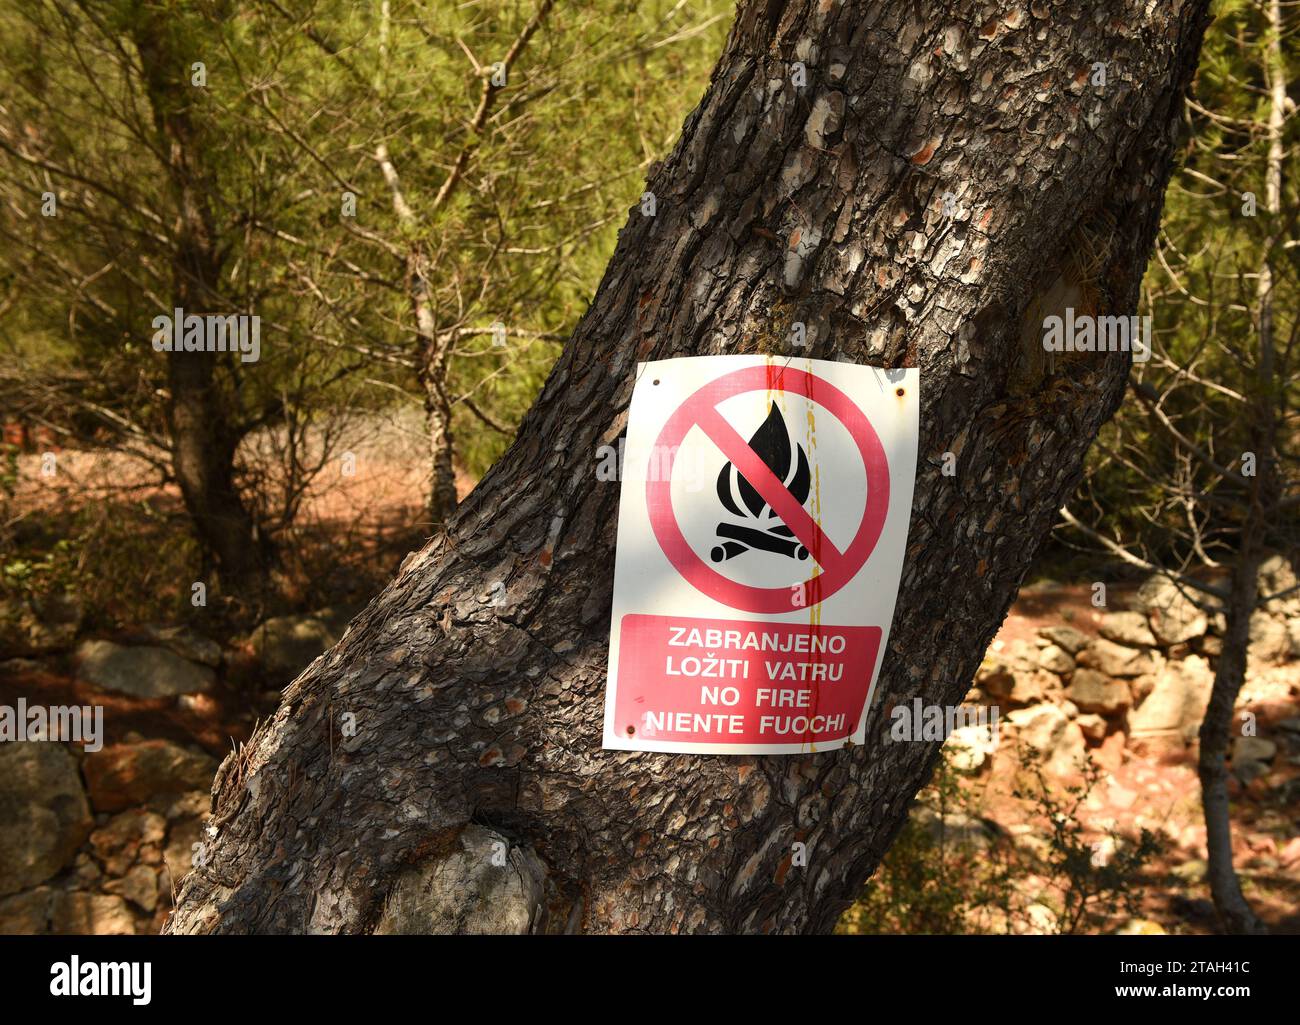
[165,351,270,600]
[167,0,1211,935]
[134,12,273,600]
[1196,0,1286,937]
[1198,546,1267,934]
[422,362,459,526]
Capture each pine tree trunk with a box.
[1196,0,1286,937]
[165,350,270,600]
[167,0,1211,935]
[424,374,459,527]
[1199,546,1268,934]
[134,12,273,601]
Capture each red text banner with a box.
[613,614,881,748]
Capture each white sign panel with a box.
[603,355,918,755]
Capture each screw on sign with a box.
[603,356,919,756]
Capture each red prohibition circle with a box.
[646,364,890,614]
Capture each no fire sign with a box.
[603,355,918,755]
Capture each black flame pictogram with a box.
[711,403,812,563]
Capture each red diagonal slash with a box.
[693,403,845,571]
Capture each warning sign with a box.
[603,355,918,754]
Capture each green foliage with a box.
[1012,753,1166,934]
[0,0,730,617]
[1062,0,1299,569]
[840,748,1166,935]
[838,753,1018,934]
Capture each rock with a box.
[1134,575,1208,645]
[1066,669,1132,716]
[1020,902,1059,934]
[980,653,1053,706]
[89,809,167,877]
[104,865,159,913]
[176,693,219,717]
[1258,554,1300,613]
[76,639,214,698]
[944,723,999,773]
[72,853,101,886]
[1038,643,1075,675]
[1078,638,1156,678]
[1233,759,1270,784]
[1287,619,1300,656]
[0,887,56,934]
[911,806,1000,849]
[1076,713,1108,743]
[162,816,206,889]
[0,744,93,896]
[1099,611,1157,648]
[1008,668,1054,706]
[1038,625,1090,654]
[1232,737,1277,765]
[83,741,217,813]
[1130,673,1158,705]
[249,612,340,678]
[1128,657,1214,750]
[140,624,223,668]
[50,892,135,936]
[1004,703,1088,776]
[975,657,1014,695]
[374,824,547,934]
[155,790,210,822]
[1248,613,1292,666]
[1093,730,1127,773]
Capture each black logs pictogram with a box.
[711,403,811,563]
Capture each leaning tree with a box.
[168,0,1212,934]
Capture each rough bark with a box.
[168,0,1211,934]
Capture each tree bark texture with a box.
[168,0,1211,934]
